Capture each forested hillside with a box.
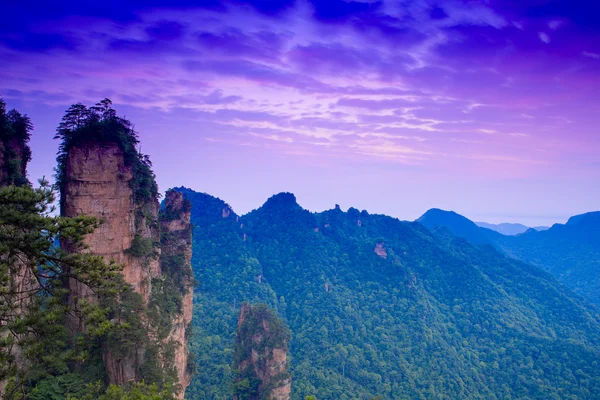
[182,188,600,400]
[418,208,600,306]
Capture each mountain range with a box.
[418,208,600,306]
[475,222,549,235]
[180,188,600,400]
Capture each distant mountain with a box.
[417,208,501,245]
[181,188,600,400]
[418,209,600,305]
[500,211,600,304]
[475,221,548,235]
[532,225,550,231]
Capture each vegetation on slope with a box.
[0,100,186,399]
[498,212,600,304]
[54,98,158,208]
[418,208,600,306]
[0,180,176,399]
[232,303,291,400]
[0,99,32,187]
[183,189,600,400]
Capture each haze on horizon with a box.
[1,0,598,226]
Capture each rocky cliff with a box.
[59,111,193,397]
[62,144,160,312]
[233,304,291,400]
[159,190,194,397]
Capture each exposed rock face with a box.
[160,191,193,398]
[62,143,159,381]
[233,304,291,400]
[374,242,387,259]
[61,143,192,396]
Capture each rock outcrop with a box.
[374,242,387,259]
[62,144,160,311]
[160,190,194,397]
[61,142,193,397]
[233,304,291,400]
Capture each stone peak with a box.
[262,192,299,209]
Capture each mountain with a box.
[182,188,600,400]
[532,225,550,231]
[418,208,600,306]
[500,211,600,304]
[475,222,545,235]
[417,208,501,245]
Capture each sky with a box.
[1,0,599,226]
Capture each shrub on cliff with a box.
[0,98,32,187]
[54,99,158,207]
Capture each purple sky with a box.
[1,0,599,226]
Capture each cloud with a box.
[196,29,286,61]
[336,97,417,110]
[349,138,432,161]
[0,0,598,176]
[146,20,186,40]
[582,51,600,59]
[538,32,551,44]
[436,1,507,29]
[548,20,564,30]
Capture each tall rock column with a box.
[56,100,194,397]
[233,304,291,400]
[61,143,160,303]
[159,190,194,398]
[61,142,161,382]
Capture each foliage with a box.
[497,212,600,305]
[232,303,291,400]
[69,381,173,400]
[233,303,290,367]
[128,235,156,258]
[54,98,158,208]
[0,98,32,187]
[419,208,600,306]
[182,189,600,400]
[0,180,152,399]
[176,188,278,399]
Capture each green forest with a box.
[419,208,600,305]
[180,188,600,400]
[0,100,179,400]
[3,98,600,400]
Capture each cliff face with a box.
[62,144,160,307]
[233,304,291,400]
[160,190,194,398]
[61,142,192,396]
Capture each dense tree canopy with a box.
[0,181,149,399]
[0,99,32,187]
[180,188,600,400]
[419,208,600,306]
[0,100,180,399]
[54,98,158,207]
